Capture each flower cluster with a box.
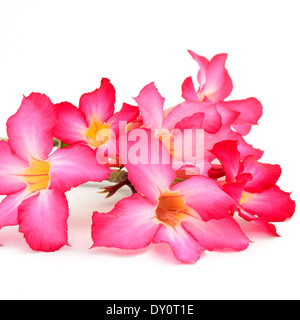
[0,51,295,262]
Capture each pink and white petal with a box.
[202,54,233,102]
[96,139,118,165]
[172,176,235,221]
[210,140,241,182]
[79,78,116,124]
[92,193,159,249]
[49,144,110,193]
[0,141,28,195]
[119,129,176,203]
[0,189,29,228]
[181,76,200,101]
[153,224,205,263]
[7,93,56,162]
[182,213,249,252]
[107,103,140,137]
[188,50,209,89]
[18,189,69,252]
[53,102,88,145]
[133,82,165,130]
[242,156,282,193]
[221,98,263,125]
[240,186,296,222]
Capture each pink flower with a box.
[181,50,263,136]
[91,130,249,263]
[0,93,110,251]
[210,140,296,235]
[53,78,139,164]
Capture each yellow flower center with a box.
[22,159,51,193]
[155,190,190,227]
[84,119,111,148]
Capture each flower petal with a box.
[210,140,241,182]
[0,141,28,195]
[79,78,116,124]
[7,93,57,162]
[172,176,235,221]
[152,224,205,263]
[240,186,295,222]
[18,189,69,252]
[92,193,159,249]
[242,156,282,193]
[182,214,249,252]
[181,76,199,101]
[133,82,165,130]
[0,189,29,228]
[53,102,88,145]
[119,129,176,203]
[48,144,110,193]
[107,103,140,137]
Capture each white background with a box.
[0,0,299,300]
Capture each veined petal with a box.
[242,156,282,193]
[240,186,295,222]
[181,76,200,101]
[92,193,159,249]
[7,93,56,162]
[79,78,116,125]
[53,102,88,145]
[18,189,69,252]
[48,144,110,193]
[182,213,249,252]
[153,224,205,263]
[172,176,235,221]
[188,50,209,89]
[0,189,29,228]
[201,53,233,102]
[210,140,241,182]
[133,82,165,130]
[0,141,28,195]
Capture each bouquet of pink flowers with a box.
[0,51,295,263]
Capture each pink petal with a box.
[182,214,249,252]
[221,98,263,126]
[188,50,209,89]
[53,102,88,145]
[181,76,199,101]
[119,129,176,204]
[7,93,56,162]
[153,224,205,263]
[18,189,69,252]
[79,78,116,124]
[0,189,29,228]
[174,112,205,130]
[133,82,165,129]
[242,156,282,193]
[172,176,235,221]
[0,141,28,195]
[240,186,296,222]
[92,193,159,249]
[163,101,222,134]
[202,54,233,102]
[49,144,110,193]
[210,140,241,182]
[107,103,140,136]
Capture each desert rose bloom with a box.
[92,130,249,263]
[53,78,139,164]
[0,93,110,251]
[181,50,263,136]
[210,140,296,235]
